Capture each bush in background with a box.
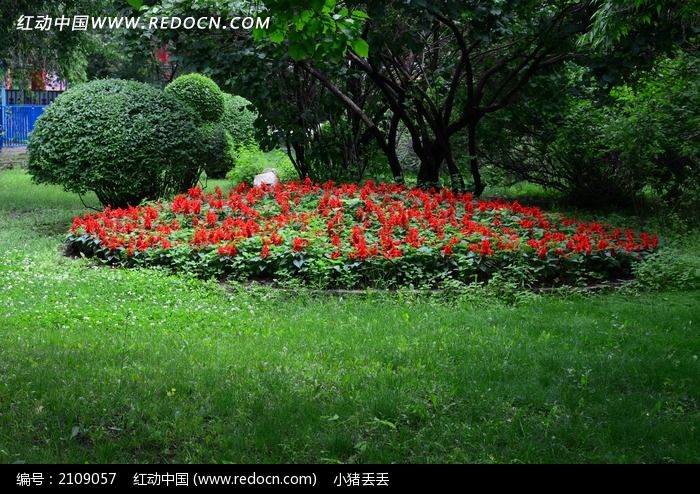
[482,53,699,217]
[226,145,297,185]
[199,123,236,179]
[633,231,700,291]
[222,94,257,149]
[28,79,202,207]
[165,74,237,179]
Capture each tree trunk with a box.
[467,120,485,196]
[386,113,404,184]
[416,142,442,189]
[444,148,466,192]
[386,146,404,185]
[435,127,465,191]
[286,141,309,178]
[417,160,440,188]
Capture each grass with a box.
[0,169,698,463]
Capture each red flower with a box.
[349,226,370,259]
[188,186,204,200]
[217,244,237,256]
[292,237,309,252]
[478,239,494,256]
[442,236,460,256]
[206,210,218,227]
[69,181,659,281]
[405,228,422,248]
[330,233,342,248]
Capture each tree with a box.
[479,49,699,210]
[475,0,699,206]
[578,0,699,86]
[128,0,387,182]
[136,0,692,195]
[256,1,595,194]
[0,0,109,82]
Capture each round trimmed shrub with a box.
[200,123,236,179]
[164,73,224,123]
[28,79,203,207]
[222,94,257,148]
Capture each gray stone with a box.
[253,168,280,187]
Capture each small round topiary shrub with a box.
[28,79,203,207]
[222,94,257,148]
[200,123,236,179]
[164,73,225,123]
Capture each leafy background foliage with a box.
[222,93,258,149]
[226,145,298,185]
[199,122,236,179]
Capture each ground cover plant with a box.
[66,180,658,288]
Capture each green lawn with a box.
[0,169,698,463]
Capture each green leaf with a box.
[269,30,285,44]
[127,0,144,9]
[351,10,369,21]
[350,38,369,58]
[288,43,308,61]
[323,0,337,12]
[372,417,397,430]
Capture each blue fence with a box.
[1,87,59,148]
[1,105,45,147]
[4,89,63,106]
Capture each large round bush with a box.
[164,74,224,123]
[28,79,203,207]
[222,94,257,147]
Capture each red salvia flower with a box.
[292,237,309,252]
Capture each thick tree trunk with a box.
[417,160,440,188]
[467,121,485,196]
[416,142,443,189]
[435,127,466,192]
[286,141,309,178]
[444,149,466,191]
[386,112,404,185]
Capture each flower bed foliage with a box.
[67,181,659,288]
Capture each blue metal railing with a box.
[1,87,58,148]
[0,85,4,150]
[1,105,45,147]
[5,89,63,106]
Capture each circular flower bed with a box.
[67,180,658,288]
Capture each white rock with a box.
[253,168,280,187]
